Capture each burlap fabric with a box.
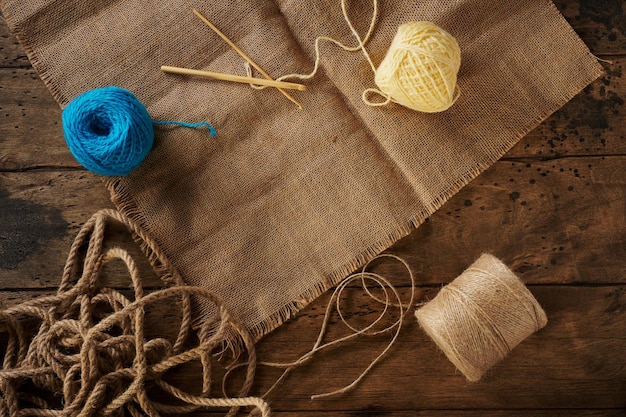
[1,0,602,341]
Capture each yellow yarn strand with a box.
[272,0,378,84]
[270,0,461,113]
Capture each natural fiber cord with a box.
[0,210,269,417]
[415,254,548,381]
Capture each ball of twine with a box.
[62,86,155,176]
[374,21,461,113]
[415,254,547,381]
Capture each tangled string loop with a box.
[0,209,269,417]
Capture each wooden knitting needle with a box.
[193,9,304,109]
[161,65,307,91]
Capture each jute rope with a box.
[0,209,417,415]
[0,209,269,417]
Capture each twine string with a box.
[0,209,269,417]
[252,0,460,112]
[222,254,416,400]
[277,0,379,80]
[246,0,383,100]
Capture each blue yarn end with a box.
[62,86,217,176]
[153,120,217,136]
[62,86,154,176]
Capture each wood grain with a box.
[0,68,75,171]
[0,285,623,411]
[511,58,625,158]
[1,1,625,416]
[0,18,30,68]
[556,0,626,56]
[1,154,623,288]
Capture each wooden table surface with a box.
[1,1,625,416]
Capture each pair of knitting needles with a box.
[161,9,304,109]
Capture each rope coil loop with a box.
[0,209,269,417]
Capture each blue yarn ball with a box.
[62,86,154,176]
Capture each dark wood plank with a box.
[0,171,106,287]
[0,69,75,171]
[0,285,624,412]
[557,0,626,56]
[509,58,625,159]
[195,412,626,417]
[0,14,31,68]
[1,154,624,288]
[18,412,613,417]
[389,154,626,286]
[0,171,169,288]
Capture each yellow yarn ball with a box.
[374,21,461,113]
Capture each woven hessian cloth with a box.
[1,0,602,341]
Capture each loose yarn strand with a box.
[223,254,415,401]
[273,0,378,84]
[152,120,217,136]
[273,0,461,112]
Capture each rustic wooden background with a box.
[1,1,625,416]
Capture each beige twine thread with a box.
[415,253,548,382]
[0,209,270,417]
[223,254,416,400]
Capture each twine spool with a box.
[62,86,215,176]
[373,21,461,113]
[415,254,547,381]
